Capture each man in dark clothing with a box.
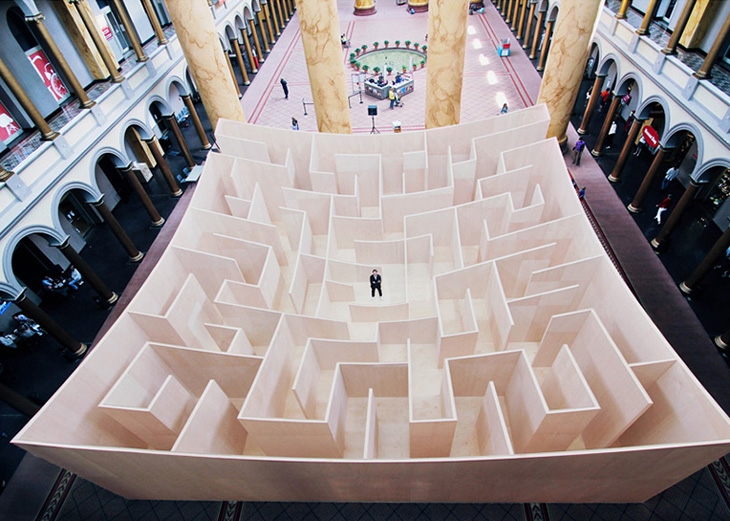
[280,78,288,99]
[370,269,382,299]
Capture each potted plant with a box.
[355,47,361,55]
[384,40,390,48]
[361,44,368,52]
[401,65,407,73]
[421,45,427,54]
[420,60,425,69]
[362,64,369,73]
[373,66,381,75]
[386,66,393,75]
[395,40,401,48]
[414,42,420,50]
[373,41,379,49]
[405,40,411,48]
[354,62,361,71]
[350,52,356,60]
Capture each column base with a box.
[679,281,693,295]
[130,251,145,263]
[41,131,60,141]
[408,4,429,12]
[203,143,213,150]
[536,66,544,72]
[136,56,150,63]
[660,47,676,56]
[251,69,258,74]
[111,74,126,84]
[577,127,588,135]
[70,343,88,358]
[636,29,648,36]
[591,149,602,157]
[693,70,710,80]
[522,43,530,49]
[715,335,730,351]
[102,292,119,306]
[172,189,183,197]
[615,14,627,20]
[152,217,166,227]
[244,81,251,86]
[650,238,662,250]
[607,174,620,183]
[627,203,641,213]
[354,7,376,15]
[80,99,97,109]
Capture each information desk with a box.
[364,76,414,100]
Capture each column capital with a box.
[24,13,46,23]
[0,166,14,182]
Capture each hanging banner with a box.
[27,47,69,102]
[0,102,21,143]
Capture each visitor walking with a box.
[280,78,288,99]
[572,137,586,166]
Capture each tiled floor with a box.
[1,2,730,520]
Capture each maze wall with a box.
[15,105,730,502]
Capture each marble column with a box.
[163,114,196,169]
[517,0,529,38]
[608,118,643,182]
[680,224,730,295]
[269,1,281,36]
[71,0,125,83]
[535,19,553,71]
[529,10,545,59]
[536,0,603,146]
[14,289,87,357]
[240,27,258,73]
[120,164,165,226]
[25,14,95,109]
[230,37,251,86]
[651,179,701,249]
[257,12,272,52]
[55,237,118,305]
[425,0,469,129]
[51,0,109,80]
[694,13,730,79]
[166,0,246,130]
[590,95,620,156]
[181,94,212,150]
[627,146,668,213]
[661,0,696,55]
[249,18,266,60]
[297,0,352,133]
[141,0,168,45]
[578,74,604,134]
[408,0,429,12]
[636,0,660,35]
[108,0,148,62]
[91,196,144,261]
[354,0,377,16]
[0,56,58,140]
[522,1,537,49]
[262,5,276,44]
[144,136,183,196]
[616,0,631,19]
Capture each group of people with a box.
[42,266,83,297]
[0,313,45,349]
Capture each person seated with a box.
[377,75,386,86]
[340,34,349,47]
[395,73,402,83]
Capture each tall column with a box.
[140,0,168,45]
[511,0,522,30]
[517,0,529,39]
[262,5,276,45]
[181,94,212,150]
[680,224,730,295]
[636,0,660,35]
[120,163,165,226]
[145,136,183,195]
[165,0,246,130]
[71,0,125,83]
[425,0,469,129]
[249,18,266,61]
[608,118,643,182]
[55,237,118,305]
[500,0,507,16]
[522,1,537,49]
[240,28,258,73]
[163,114,196,169]
[224,51,243,98]
[279,0,290,23]
[616,0,631,19]
[0,382,40,418]
[536,0,603,146]
[91,197,144,261]
[590,95,620,156]
[578,74,604,134]
[354,0,377,16]
[13,290,87,357]
[269,1,281,36]
[529,10,545,59]
[530,11,547,60]
[230,37,251,85]
[298,0,352,133]
[693,13,730,79]
[651,179,701,249]
[627,146,668,213]
[507,0,517,25]
[257,13,272,53]
[274,0,286,29]
[108,0,148,62]
[661,0,696,55]
[0,57,58,140]
[535,19,553,71]
[51,1,110,80]
[25,14,95,109]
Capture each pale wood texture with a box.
[15,105,730,502]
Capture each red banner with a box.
[0,102,21,143]
[642,126,660,148]
[28,47,69,102]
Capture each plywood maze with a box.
[16,105,730,502]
